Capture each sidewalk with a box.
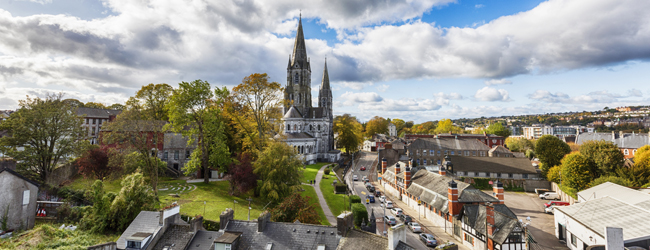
[314,164,338,225]
[376,181,470,250]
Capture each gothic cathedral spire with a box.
[284,16,312,116]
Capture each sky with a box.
[1,0,649,123]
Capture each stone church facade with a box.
[280,17,340,164]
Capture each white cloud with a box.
[474,87,510,102]
[475,4,485,8]
[358,98,442,111]
[484,79,512,86]
[16,0,52,4]
[528,89,643,104]
[340,91,384,106]
[628,88,643,97]
[376,84,389,92]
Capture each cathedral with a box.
[280,17,340,164]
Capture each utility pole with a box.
[233,200,238,217]
[246,197,253,221]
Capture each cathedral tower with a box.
[319,59,334,151]
[284,16,312,116]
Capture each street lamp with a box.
[519,216,532,249]
[233,200,238,217]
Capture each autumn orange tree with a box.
[364,116,389,137]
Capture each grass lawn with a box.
[319,173,350,217]
[300,163,329,184]
[0,223,118,250]
[67,175,123,193]
[300,184,330,225]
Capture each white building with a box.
[388,123,397,137]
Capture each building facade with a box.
[279,17,339,164]
[0,168,39,230]
[77,107,121,145]
[407,138,492,166]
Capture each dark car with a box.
[400,214,412,224]
[367,195,375,203]
[419,233,438,247]
[375,190,382,197]
[368,186,376,193]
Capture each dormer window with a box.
[127,241,142,249]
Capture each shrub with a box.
[334,183,347,194]
[472,178,491,190]
[324,168,331,175]
[203,219,220,231]
[349,195,361,204]
[589,175,633,188]
[351,203,368,227]
[56,203,89,224]
[547,165,562,184]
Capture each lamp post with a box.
[246,197,253,221]
[233,200,238,217]
[519,216,531,250]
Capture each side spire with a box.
[320,58,330,90]
[290,15,308,68]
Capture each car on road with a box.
[540,192,559,200]
[353,175,359,181]
[379,196,386,203]
[407,222,422,233]
[391,208,403,216]
[367,195,375,203]
[544,201,570,208]
[364,179,370,184]
[544,206,556,214]
[374,190,382,197]
[385,201,394,209]
[419,233,438,247]
[384,215,397,226]
[360,166,366,171]
[400,214,412,224]
[535,188,551,195]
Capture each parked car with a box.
[367,195,375,203]
[408,222,422,233]
[544,201,570,208]
[535,188,551,195]
[368,186,376,193]
[419,233,438,247]
[353,175,359,181]
[400,214,413,224]
[385,201,394,209]
[378,196,386,203]
[384,215,397,226]
[360,166,366,171]
[364,179,370,184]
[391,208,403,216]
[375,190,382,197]
[544,206,556,214]
[540,192,559,200]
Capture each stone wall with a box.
[87,242,116,250]
[46,162,78,187]
[523,179,551,192]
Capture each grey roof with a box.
[336,229,387,250]
[378,148,400,171]
[395,241,416,250]
[185,230,223,250]
[577,182,650,210]
[0,168,40,187]
[76,107,121,118]
[116,211,162,249]
[283,106,303,119]
[389,140,406,150]
[151,224,194,250]
[556,196,650,241]
[576,132,650,149]
[304,107,326,119]
[409,138,491,152]
[462,204,521,245]
[488,145,513,155]
[223,220,340,250]
[512,152,526,158]
[284,132,314,139]
[214,231,242,244]
[448,156,537,174]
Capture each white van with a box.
[541,192,559,200]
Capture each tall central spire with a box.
[290,15,308,69]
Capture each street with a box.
[346,152,432,249]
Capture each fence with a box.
[551,182,576,204]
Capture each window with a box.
[127,241,142,248]
[464,233,474,245]
[86,118,89,124]
[225,243,232,250]
[186,150,190,158]
[430,150,434,155]
[497,173,501,178]
[624,149,629,155]
[163,151,168,160]
[417,159,420,165]
[318,124,320,131]
[570,233,577,246]
[474,172,479,177]
[445,150,448,155]
[437,150,441,156]
[464,150,469,156]
[91,127,96,135]
[294,73,299,84]
[423,159,427,165]
[508,173,513,178]
[437,160,441,164]
[522,174,529,179]
[458,151,462,156]
[472,151,476,156]
[92,118,96,124]
[23,190,30,205]
[98,119,102,124]
[457,171,463,176]
[423,149,427,155]
[486,172,490,177]
[174,151,179,160]
[480,151,486,157]
[451,151,455,155]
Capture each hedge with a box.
[335,183,347,194]
[349,195,361,204]
[352,203,368,227]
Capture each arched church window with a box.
[293,124,296,131]
[287,124,290,131]
[294,73,299,84]
[318,124,321,131]
[309,124,312,131]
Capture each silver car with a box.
[408,222,422,233]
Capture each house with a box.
[388,123,397,137]
[405,133,505,148]
[446,156,538,180]
[407,137,492,166]
[576,131,650,159]
[379,161,526,250]
[554,182,650,249]
[0,168,39,230]
[115,204,184,250]
[76,107,121,145]
[488,145,515,158]
[161,132,197,177]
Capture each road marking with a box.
[361,191,366,195]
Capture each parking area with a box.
[502,191,569,250]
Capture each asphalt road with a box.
[346,152,432,249]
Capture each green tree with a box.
[334,114,363,154]
[126,83,173,121]
[485,123,511,138]
[505,137,534,152]
[109,172,157,232]
[535,135,571,177]
[231,73,283,152]
[390,118,406,134]
[560,152,597,191]
[107,103,125,110]
[364,116,389,137]
[254,140,303,203]
[84,102,107,109]
[352,203,368,227]
[270,193,320,224]
[579,140,624,176]
[0,94,83,182]
[589,175,633,188]
[167,80,231,184]
[547,165,562,183]
[62,98,84,108]
[411,121,437,134]
[434,119,463,134]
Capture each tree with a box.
[0,94,83,182]
[84,102,107,109]
[505,137,534,152]
[226,152,257,195]
[364,116,389,137]
[77,147,116,180]
[434,119,463,134]
[485,123,511,138]
[636,145,650,158]
[108,172,157,231]
[589,176,633,188]
[411,121,437,134]
[126,83,173,121]
[167,80,231,184]
[62,98,84,108]
[333,114,363,154]
[535,135,571,177]
[352,203,368,227]
[254,140,303,203]
[107,103,125,110]
[270,193,320,224]
[230,73,283,151]
[547,165,562,183]
[579,140,624,176]
[560,152,597,191]
[617,149,650,186]
[390,118,406,134]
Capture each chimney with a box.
[493,180,504,204]
[619,131,624,138]
[447,180,460,217]
[257,211,271,232]
[387,224,406,250]
[486,203,495,238]
[612,131,616,140]
[336,212,353,236]
[605,227,624,250]
[191,215,205,232]
[404,163,412,189]
[439,165,446,176]
[381,158,387,175]
[160,203,180,226]
[395,163,401,175]
[219,208,234,230]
